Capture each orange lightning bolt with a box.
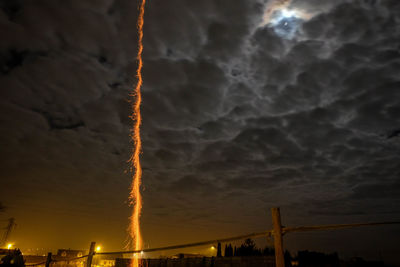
[129,0,146,267]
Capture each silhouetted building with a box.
[56,249,86,258]
[94,253,123,267]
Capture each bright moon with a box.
[260,4,314,28]
[259,7,314,39]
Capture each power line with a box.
[283,221,400,234]
[96,221,400,256]
[22,220,400,264]
[97,230,273,255]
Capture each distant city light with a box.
[210,246,215,250]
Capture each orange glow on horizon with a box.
[129,0,146,267]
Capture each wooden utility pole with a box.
[45,252,52,267]
[271,208,285,267]
[86,242,96,267]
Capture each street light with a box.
[96,246,101,252]
[7,243,13,249]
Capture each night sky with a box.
[1,0,400,263]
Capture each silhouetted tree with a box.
[285,250,292,267]
[224,240,275,257]
[224,244,233,257]
[263,247,275,256]
[235,239,263,257]
[217,242,222,257]
[228,244,234,257]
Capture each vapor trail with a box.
[129,0,146,266]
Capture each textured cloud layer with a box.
[1,0,399,260]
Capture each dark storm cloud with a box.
[0,0,141,250]
[139,0,400,222]
[1,0,400,254]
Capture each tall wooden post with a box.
[86,242,96,267]
[45,252,52,267]
[271,207,285,267]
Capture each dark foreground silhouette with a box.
[0,249,25,267]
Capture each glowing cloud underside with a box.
[261,0,292,26]
[129,0,146,267]
[260,0,312,27]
